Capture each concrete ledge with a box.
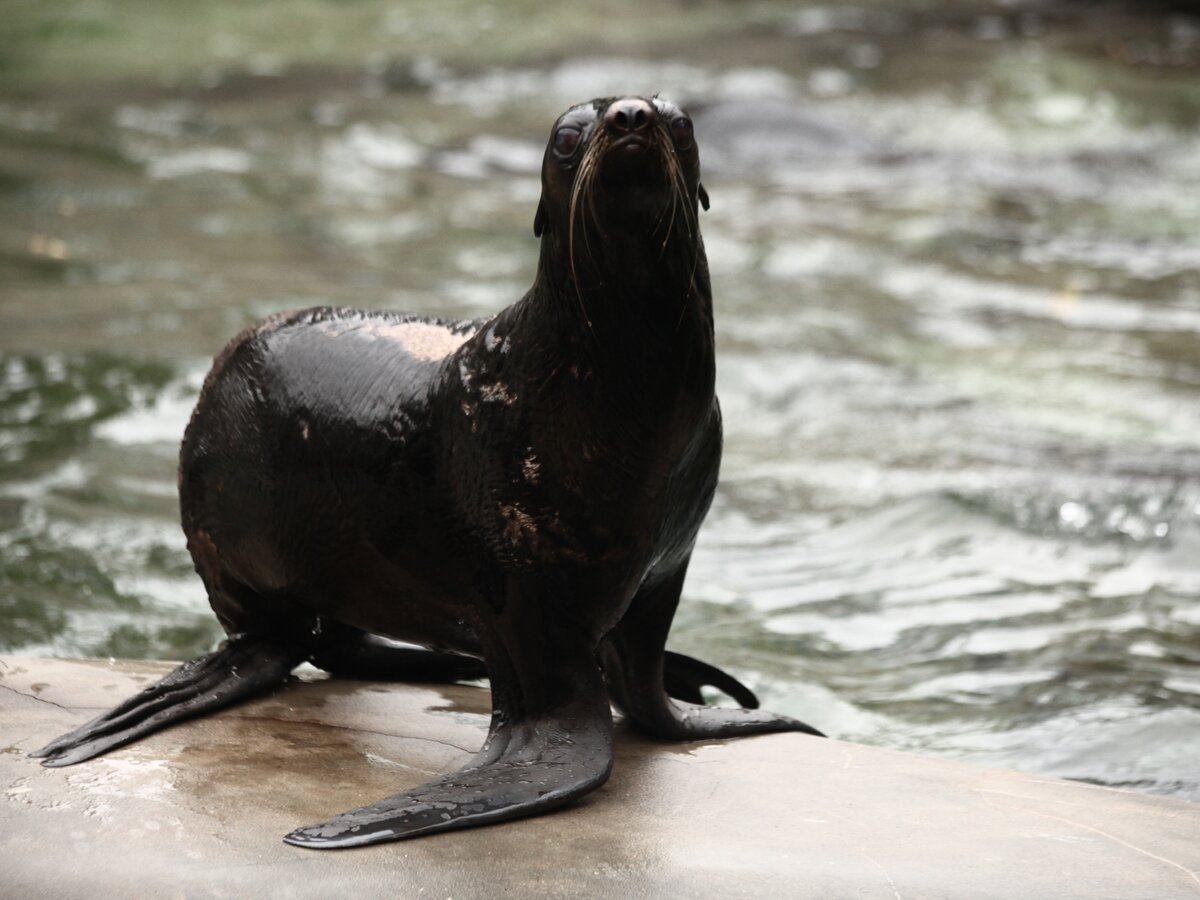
[2,656,1198,898]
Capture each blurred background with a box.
[2,1,1198,800]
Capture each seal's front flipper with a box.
[31,634,298,767]
[662,650,759,708]
[283,723,612,848]
[285,596,615,849]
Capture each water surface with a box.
[2,1,1198,799]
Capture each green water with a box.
[2,1,1199,798]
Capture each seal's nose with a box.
[605,98,655,134]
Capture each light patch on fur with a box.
[500,503,538,547]
[365,321,472,361]
[522,449,541,484]
[479,381,518,405]
[313,318,472,361]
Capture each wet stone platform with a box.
[2,656,1198,898]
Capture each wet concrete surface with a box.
[2,657,1198,898]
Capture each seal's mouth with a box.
[596,127,671,188]
[610,133,651,155]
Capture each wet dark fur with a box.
[33,96,822,848]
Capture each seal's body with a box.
[34,97,822,848]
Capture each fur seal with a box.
[32,96,823,848]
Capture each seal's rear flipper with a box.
[309,627,488,683]
[30,634,298,767]
[605,564,826,741]
[313,628,743,706]
[662,650,759,708]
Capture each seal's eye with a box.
[554,126,582,158]
[670,117,694,151]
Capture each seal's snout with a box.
[605,98,656,136]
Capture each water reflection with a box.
[1,1,1198,799]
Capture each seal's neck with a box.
[529,226,714,354]
[506,228,716,445]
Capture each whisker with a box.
[569,139,605,337]
[563,120,706,338]
[656,146,684,255]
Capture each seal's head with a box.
[533,96,710,244]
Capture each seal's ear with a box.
[698,183,710,211]
[534,197,548,237]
